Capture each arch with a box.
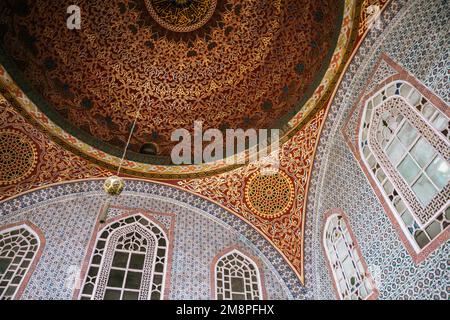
[322,209,378,300]
[358,78,449,261]
[0,179,298,299]
[78,212,170,300]
[211,246,266,300]
[0,221,45,300]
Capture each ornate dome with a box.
[0,0,343,165]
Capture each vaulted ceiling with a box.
[0,0,390,283]
[0,0,342,165]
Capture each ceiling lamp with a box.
[103,175,125,196]
[100,102,145,223]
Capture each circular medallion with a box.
[244,171,295,219]
[144,0,218,33]
[0,130,38,185]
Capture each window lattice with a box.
[0,225,40,300]
[324,214,374,300]
[80,214,168,300]
[360,80,449,252]
[215,250,262,300]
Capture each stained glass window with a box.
[323,213,375,300]
[215,250,262,300]
[80,214,168,300]
[0,225,41,300]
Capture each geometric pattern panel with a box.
[0,95,110,202]
[0,130,37,186]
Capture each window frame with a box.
[322,209,378,300]
[77,211,172,300]
[358,80,449,258]
[211,247,266,300]
[0,221,45,300]
[342,54,450,264]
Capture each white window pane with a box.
[383,180,394,194]
[344,231,353,244]
[397,121,418,147]
[414,230,430,249]
[398,155,421,184]
[360,81,450,259]
[386,138,406,164]
[431,112,448,131]
[325,216,373,300]
[386,85,396,96]
[342,258,355,280]
[412,174,438,205]
[401,209,414,227]
[425,221,441,240]
[216,253,262,300]
[410,138,436,168]
[364,278,373,294]
[421,103,436,120]
[357,261,365,274]
[339,278,347,292]
[336,240,348,258]
[330,252,338,264]
[359,284,368,299]
[394,198,406,213]
[326,240,334,252]
[400,83,412,98]
[376,169,387,183]
[373,94,382,107]
[408,90,421,106]
[426,156,450,190]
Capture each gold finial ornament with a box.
[103,176,125,196]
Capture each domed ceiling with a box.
[0,0,343,164]
[0,0,378,284]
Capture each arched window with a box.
[359,80,449,258]
[0,223,43,300]
[214,249,263,300]
[323,211,376,300]
[80,214,169,300]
